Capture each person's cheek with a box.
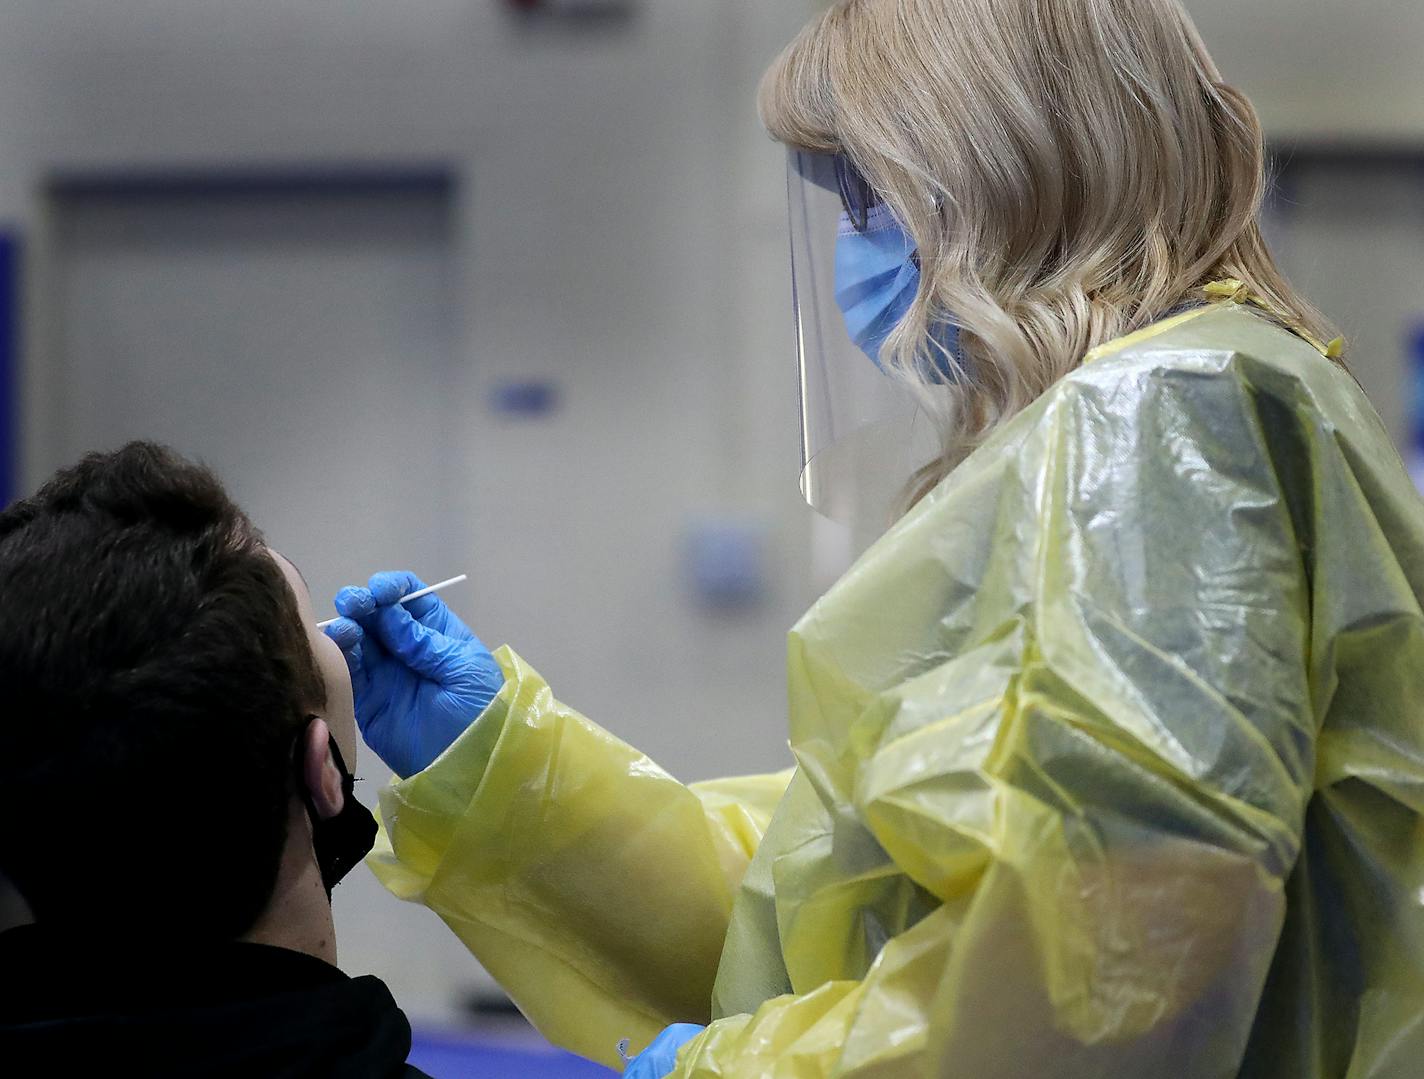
[313,630,359,767]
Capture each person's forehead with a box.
[267,549,312,606]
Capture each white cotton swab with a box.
[317,574,468,630]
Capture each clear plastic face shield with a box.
[786,150,941,538]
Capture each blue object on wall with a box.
[491,379,561,418]
[685,519,769,610]
[1409,322,1424,494]
[0,232,18,508]
[1412,322,1424,450]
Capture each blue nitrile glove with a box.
[324,571,504,779]
[624,1025,705,1079]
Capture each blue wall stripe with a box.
[47,166,455,201]
[0,232,18,507]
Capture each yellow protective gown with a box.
[370,297,1424,1078]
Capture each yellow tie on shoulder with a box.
[1203,278,1346,360]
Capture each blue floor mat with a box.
[409,1027,619,1078]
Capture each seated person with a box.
[0,442,431,1078]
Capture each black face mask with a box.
[297,729,378,898]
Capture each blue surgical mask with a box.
[834,205,960,380]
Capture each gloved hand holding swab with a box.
[324,570,502,778]
[316,574,467,629]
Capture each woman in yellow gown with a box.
[329,2,1424,1075]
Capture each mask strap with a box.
[293,719,378,897]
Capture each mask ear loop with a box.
[292,716,378,898]
[291,715,364,792]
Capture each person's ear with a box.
[301,718,345,821]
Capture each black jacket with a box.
[0,925,432,1077]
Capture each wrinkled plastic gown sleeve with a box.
[366,645,793,1068]
[372,304,1424,1077]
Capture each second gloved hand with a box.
[325,571,504,779]
[623,1025,705,1079]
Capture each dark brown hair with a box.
[0,442,325,938]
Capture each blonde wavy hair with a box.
[760,0,1338,503]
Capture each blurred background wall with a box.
[0,0,1418,1056]
[2,1,819,1028]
